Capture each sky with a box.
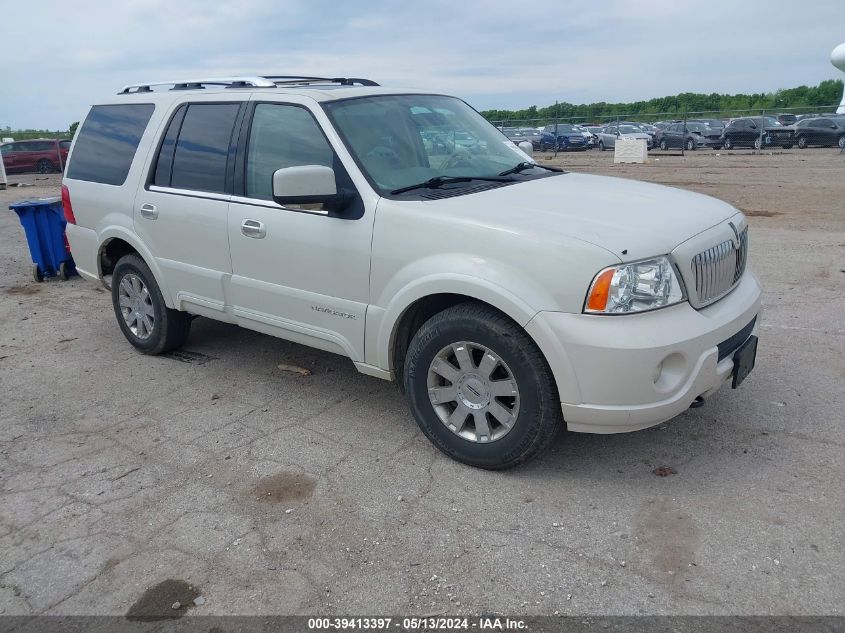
[2,0,844,130]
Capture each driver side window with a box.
[245,104,334,201]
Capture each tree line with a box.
[480,79,844,123]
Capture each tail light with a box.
[61,184,76,224]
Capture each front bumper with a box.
[526,270,762,433]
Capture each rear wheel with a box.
[753,137,763,150]
[403,303,562,470]
[112,254,191,355]
[659,139,668,151]
[32,264,44,283]
[839,135,845,149]
[722,137,733,150]
[36,159,54,174]
[598,141,605,151]
[797,135,808,149]
[58,261,69,281]
[685,138,696,151]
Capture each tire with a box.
[722,137,733,150]
[36,159,54,174]
[58,261,69,281]
[33,264,44,283]
[111,253,191,355]
[685,138,696,151]
[659,139,668,151]
[839,135,845,149]
[796,135,808,149]
[598,141,605,151]
[753,137,763,150]
[403,302,562,470]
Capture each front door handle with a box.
[241,219,266,239]
[140,203,158,220]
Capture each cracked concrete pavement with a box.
[1,149,843,616]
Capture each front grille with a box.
[691,226,748,305]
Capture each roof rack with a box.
[262,76,380,87]
[118,75,379,94]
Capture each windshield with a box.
[618,125,641,134]
[324,95,547,195]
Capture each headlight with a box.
[584,256,685,314]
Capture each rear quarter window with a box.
[66,104,155,186]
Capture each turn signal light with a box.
[586,268,615,312]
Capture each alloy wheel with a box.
[426,341,520,443]
[118,273,155,340]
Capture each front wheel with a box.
[598,141,605,151]
[36,159,54,174]
[112,253,191,355]
[659,139,668,151]
[403,303,562,469]
[839,135,845,149]
[722,137,733,150]
[753,137,763,150]
[685,138,696,151]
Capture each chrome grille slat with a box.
[690,227,748,306]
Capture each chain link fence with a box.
[489,104,845,158]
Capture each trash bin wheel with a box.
[59,262,70,281]
[33,264,44,283]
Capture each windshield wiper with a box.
[498,161,564,177]
[390,175,513,195]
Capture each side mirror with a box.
[517,141,534,157]
[272,165,350,213]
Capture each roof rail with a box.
[262,76,380,87]
[118,75,380,94]
[118,77,277,94]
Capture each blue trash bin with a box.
[9,197,77,282]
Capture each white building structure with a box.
[832,42,845,114]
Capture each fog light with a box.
[653,353,686,393]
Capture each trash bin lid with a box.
[9,196,62,209]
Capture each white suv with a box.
[62,76,761,469]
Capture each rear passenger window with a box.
[66,104,154,186]
[169,103,240,194]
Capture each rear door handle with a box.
[241,219,266,239]
[140,203,158,220]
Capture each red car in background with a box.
[1,139,70,174]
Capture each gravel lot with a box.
[1,149,843,617]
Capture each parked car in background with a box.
[516,128,544,150]
[720,117,794,150]
[793,117,845,149]
[596,124,652,151]
[0,139,69,174]
[634,123,657,140]
[659,121,723,150]
[776,113,798,126]
[539,124,588,151]
[572,124,596,148]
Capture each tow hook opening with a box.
[689,396,705,409]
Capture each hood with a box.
[620,133,651,140]
[425,172,739,262]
